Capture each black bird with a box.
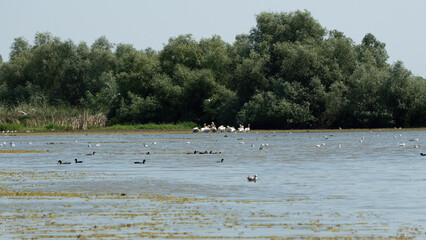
[58,160,71,164]
[86,152,96,155]
[217,158,224,163]
[75,159,83,163]
[421,153,426,156]
[134,159,146,164]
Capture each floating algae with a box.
[0,149,49,153]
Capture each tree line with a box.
[0,10,425,129]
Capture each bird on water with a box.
[58,160,71,164]
[247,174,257,182]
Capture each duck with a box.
[86,152,96,155]
[247,174,257,182]
[134,159,146,164]
[421,153,426,156]
[58,160,71,164]
[75,159,83,163]
[217,158,224,163]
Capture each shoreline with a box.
[3,127,425,136]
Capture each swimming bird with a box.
[134,159,146,164]
[217,158,224,163]
[58,160,71,164]
[86,152,96,155]
[75,159,83,163]
[247,174,257,182]
[421,153,426,156]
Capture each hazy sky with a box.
[1,0,425,77]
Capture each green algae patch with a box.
[0,189,112,198]
[0,149,50,153]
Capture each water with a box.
[0,130,425,238]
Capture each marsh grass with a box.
[94,121,198,131]
[0,103,107,130]
[0,103,197,131]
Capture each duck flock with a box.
[192,122,250,133]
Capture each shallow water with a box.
[0,130,425,239]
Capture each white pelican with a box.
[192,127,200,133]
[244,124,250,132]
[226,126,235,133]
[210,122,217,132]
[238,124,244,132]
[201,124,210,133]
[218,125,226,132]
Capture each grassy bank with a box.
[0,103,200,131]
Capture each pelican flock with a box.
[193,122,250,133]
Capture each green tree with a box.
[159,34,201,76]
[357,33,389,68]
[251,10,325,45]
[10,37,30,60]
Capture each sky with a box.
[1,0,425,77]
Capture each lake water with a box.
[0,130,425,239]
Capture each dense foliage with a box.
[0,10,425,129]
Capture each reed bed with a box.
[0,104,107,130]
